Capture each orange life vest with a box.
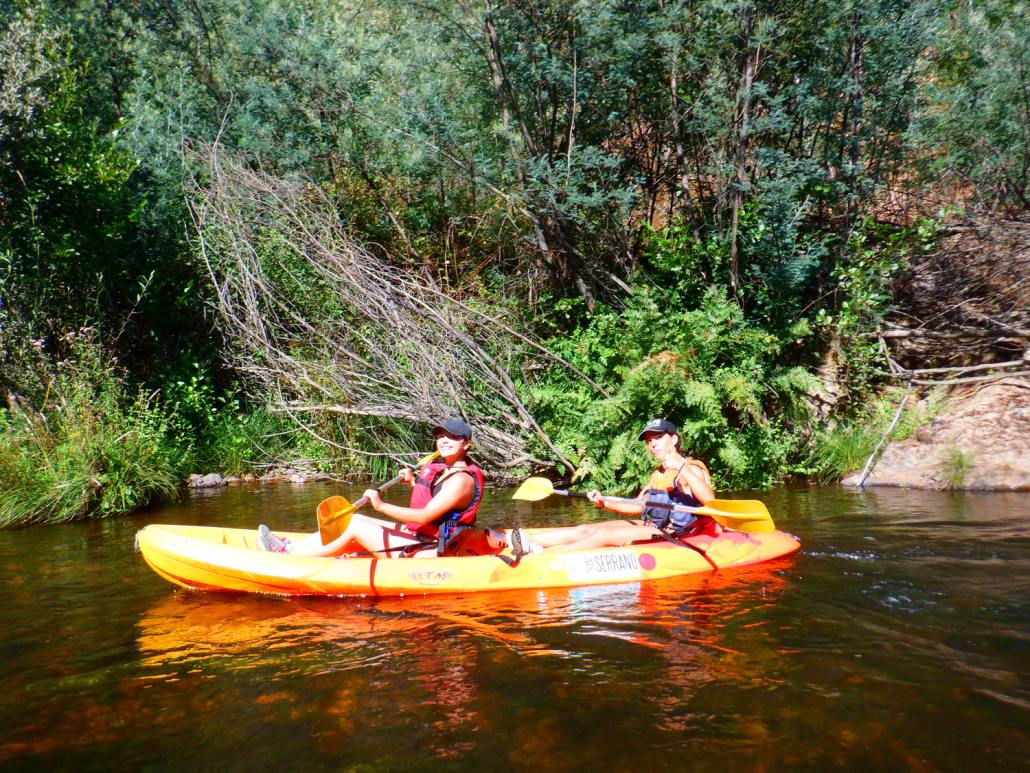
[642,458,711,533]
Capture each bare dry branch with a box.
[878,214,1030,388]
[187,145,578,474]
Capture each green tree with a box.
[910,0,1030,210]
[1,4,207,401]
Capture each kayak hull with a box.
[136,524,800,597]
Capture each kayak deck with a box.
[136,524,800,597]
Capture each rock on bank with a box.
[843,378,1030,491]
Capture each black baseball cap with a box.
[637,419,678,440]
[432,418,473,439]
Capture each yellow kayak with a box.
[135,524,800,597]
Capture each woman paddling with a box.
[257,419,497,558]
[507,419,717,556]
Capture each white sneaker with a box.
[257,524,290,553]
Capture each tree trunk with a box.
[844,12,865,226]
[728,9,757,301]
[662,0,700,239]
[477,1,595,308]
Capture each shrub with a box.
[0,329,184,527]
[938,445,973,489]
[807,389,946,483]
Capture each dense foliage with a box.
[528,285,819,491]
[1,0,1026,523]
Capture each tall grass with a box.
[191,407,338,478]
[937,446,973,489]
[0,328,420,530]
[0,331,184,527]
[808,389,947,483]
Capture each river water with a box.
[0,483,1026,771]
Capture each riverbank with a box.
[843,377,1030,490]
[190,377,1030,494]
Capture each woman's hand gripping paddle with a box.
[511,477,777,533]
[316,451,441,544]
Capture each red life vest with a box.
[406,460,484,540]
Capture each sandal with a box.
[508,528,525,559]
[508,528,541,559]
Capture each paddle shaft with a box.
[346,473,404,515]
[321,450,443,527]
[320,473,406,529]
[317,451,444,547]
[553,488,702,515]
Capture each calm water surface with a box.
[0,483,1026,771]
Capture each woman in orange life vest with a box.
[257,419,493,558]
[508,419,716,556]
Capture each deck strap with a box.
[340,540,436,559]
[654,532,719,571]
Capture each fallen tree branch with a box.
[909,370,1030,385]
[887,359,1025,376]
[187,145,579,473]
[857,387,911,487]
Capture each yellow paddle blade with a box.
[696,499,776,533]
[511,476,556,502]
[317,496,355,545]
[707,498,771,516]
[701,511,776,533]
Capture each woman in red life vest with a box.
[507,419,716,556]
[258,419,490,558]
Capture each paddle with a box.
[511,477,776,533]
[316,451,441,544]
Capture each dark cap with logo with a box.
[432,418,473,440]
[637,418,678,440]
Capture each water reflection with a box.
[137,560,795,667]
[131,558,799,763]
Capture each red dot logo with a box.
[638,553,656,571]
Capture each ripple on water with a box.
[808,548,881,561]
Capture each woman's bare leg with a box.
[526,523,600,548]
[521,519,649,550]
[542,521,660,552]
[289,514,425,557]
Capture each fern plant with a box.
[526,285,816,491]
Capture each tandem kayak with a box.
[136,524,800,597]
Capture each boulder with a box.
[187,473,227,489]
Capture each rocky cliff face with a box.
[843,378,1030,490]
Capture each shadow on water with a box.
[0,481,1026,770]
